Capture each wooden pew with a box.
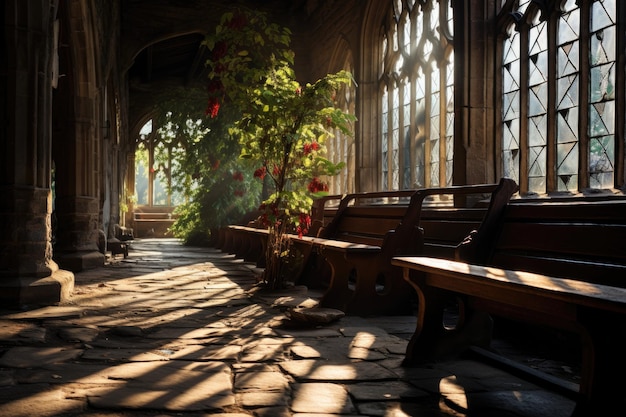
[299,178,518,315]
[392,198,626,416]
[220,194,343,265]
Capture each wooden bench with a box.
[219,194,343,265]
[298,178,518,315]
[392,198,626,416]
[132,209,178,238]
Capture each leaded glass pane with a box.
[589,100,615,137]
[557,42,579,77]
[590,26,616,66]
[503,32,520,65]
[557,107,579,144]
[430,141,440,188]
[589,135,614,188]
[591,0,615,32]
[528,83,548,117]
[528,115,547,147]
[528,145,546,193]
[558,8,579,44]
[589,62,615,102]
[528,50,548,86]
[557,75,578,110]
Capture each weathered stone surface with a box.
[290,343,323,359]
[87,361,235,411]
[286,306,345,324]
[0,240,578,416]
[0,347,83,368]
[0,384,86,417]
[234,370,290,391]
[169,344,242,361]
[81,348,170,362]
[58,326,100,342]
[237,391,289,407]
[0,320,47,343]
[346,381,428,401]
[279,359,398,381]
[291,383,356,414]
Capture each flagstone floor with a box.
[0,239,577,417]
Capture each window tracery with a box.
[379,0,454,190]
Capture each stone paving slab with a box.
[0,346,84,368]
[279,359,399,381]
[86,361,235,412]
[0,239,578,417]
[291,382,356,414]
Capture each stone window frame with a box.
[378,0,455,191]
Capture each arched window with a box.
[379,0,454,190]
[327,55,356,195]
[135,119,185,207]
[499,0,624,194]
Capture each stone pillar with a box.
[51,1,105,272]
[453,0,497,185]
[0,1,74,308]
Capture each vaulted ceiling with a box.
[122,0,312,128]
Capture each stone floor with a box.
[0,239,577,417]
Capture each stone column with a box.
[51,1,105,272]
[452,0,497,185]
[0,1,74,308]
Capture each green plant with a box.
[149,88,262,245]
[205,9,356,288]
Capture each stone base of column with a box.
[55,251,105,272]
[0,269,75,309]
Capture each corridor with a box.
[0,240,575,417]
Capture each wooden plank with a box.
[392,256,626,313]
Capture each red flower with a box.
[272,165,281,176]
[253,166,266,179]
[234,189,245,197]
[205,97,221,118]
[307,177,329,193]
[304,141,320,155]
[232,171,244,181]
